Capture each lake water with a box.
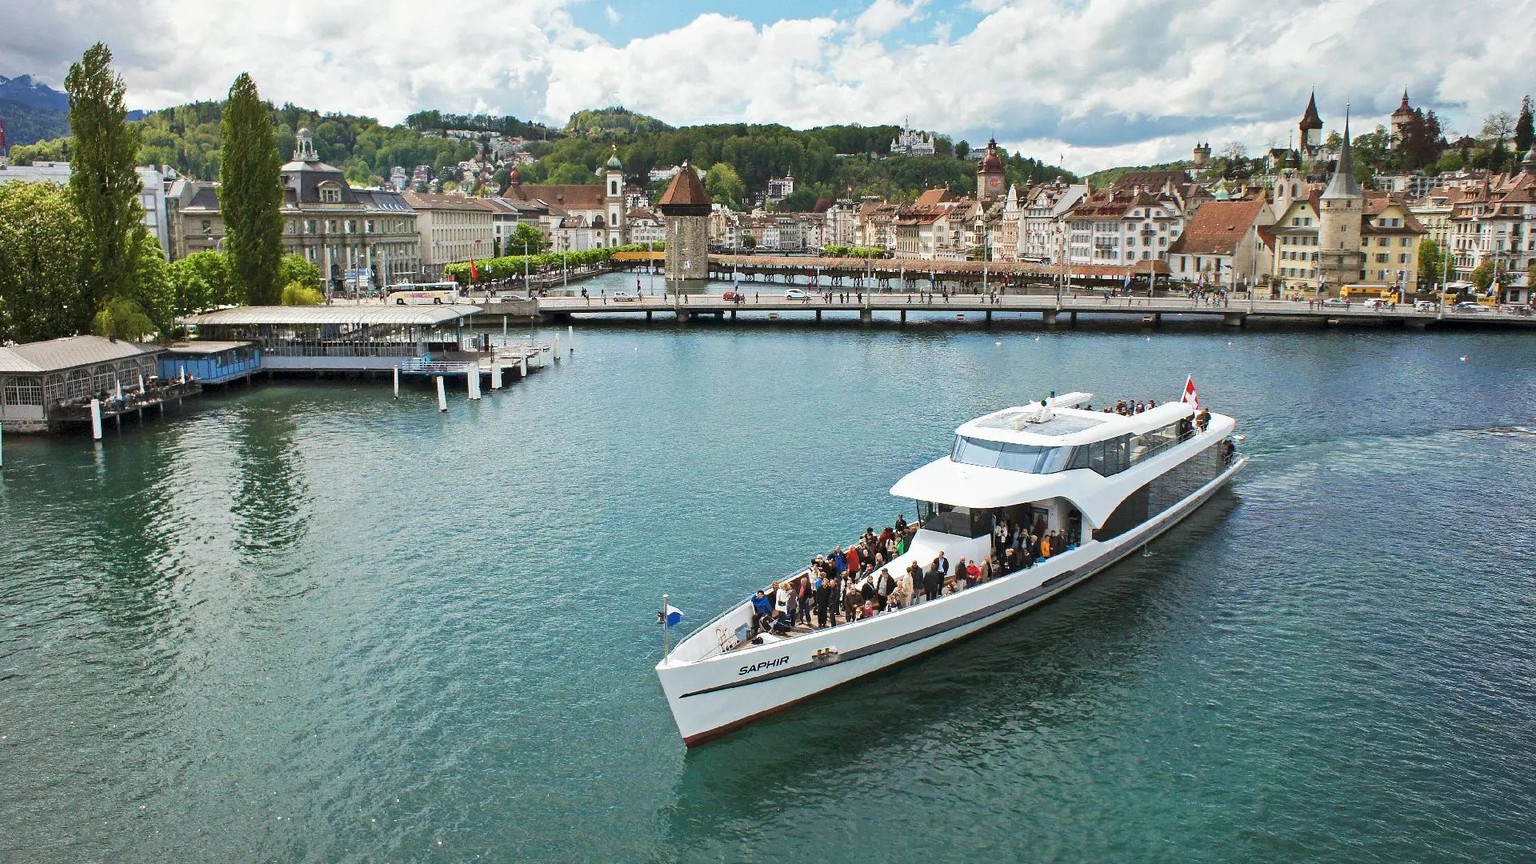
[4,288,1535,862]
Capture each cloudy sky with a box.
[3,0,1533,172]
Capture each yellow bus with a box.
[1339,285,1397,301]
[386,282,462,305]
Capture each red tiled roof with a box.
[402,191,494,211]
[657,164,711,210]
[506,183,606,211]
[915,188,954,206]
[1166,198,1267,256]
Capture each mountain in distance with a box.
[0,73,147,148]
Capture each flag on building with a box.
[469,258,479,282]
[1180,375,1199,409]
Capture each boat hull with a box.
[657,455,1248,745]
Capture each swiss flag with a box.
[1180,375,1199,409]
[469,258,479,282]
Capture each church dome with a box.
[978,138,1004,172]
[605,145,624,170]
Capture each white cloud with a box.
[604,4,620,25]
[3,0,1533,175]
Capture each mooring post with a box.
[567,324,575,354]
[393,366,400,399]
[90,399,103,440]
[491,363,503,390]
[435,376,448,412]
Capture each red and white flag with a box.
[1180,375,1199,408]
[469,258,479,282]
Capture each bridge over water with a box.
[487,292,1536,330]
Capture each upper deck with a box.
[956,395,1193,448]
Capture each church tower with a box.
[977,138,1006,204]
[604,144,626,246]
[1317,107,1364,291]
[1299,91,1324,160]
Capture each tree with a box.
[1516,96,1534,157]
[278,254,322,290]
[220,72,284,305]
[65,42,142,327]
[1482,111,1515,142]
[129,235,175,334]
[91,296,157,341]
[1417,238,1446,289]
[509,223,546,255]
[703,162,747,209]
[1470,260,1494,293]
[0,181,91,343]
[280,282,325,305]
[955,140,971,160]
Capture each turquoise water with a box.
[3,297,1536,862]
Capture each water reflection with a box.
[229,402,310,556]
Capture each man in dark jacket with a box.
[750,589,773,633]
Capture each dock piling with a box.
[393,366,400,399]
[435,376,448,412]
[467,368,481,401]
[567,325,575,354]
[90,399,103,440]
[491,363,503,390]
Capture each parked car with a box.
[784,288,810,300]
[611,291,640,302]
[1414,300,1440,312]
[497,293,530,302]
[1362,298,1389,310]
[722,290,747,302]
[1321,297,1349,308]
[1453,302,1487,313]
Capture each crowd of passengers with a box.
[749,514,1078,638]
[1094,398,1211,432]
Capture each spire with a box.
[1322,105,1362,199]
[1300,90,1323,131]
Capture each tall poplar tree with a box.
[220,72,283,305]
[65,42,143,332]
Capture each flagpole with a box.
[661,593,671,659]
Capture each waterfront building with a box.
[658,162,711,284]
[994,185,1021,262]
[1020,181,1089,263]
[403,190,495,272]
[1409,191,1456,252]
[1062,187,1185,266]
[501,148,627,248]
[855,200,900,252]
[1269,183,1425,293]
[168,130,421,288]
[822,200,860,248]
[1446,149,1536,294]
[0,336,162,433]
[626,207,665,246]
[1166,197,1272,287]
[1,160,173,255]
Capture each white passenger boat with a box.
[655,385,1246,746]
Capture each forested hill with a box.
[7,98,1079,208]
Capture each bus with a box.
[386,282,462,305]
[1338,285,1397,302]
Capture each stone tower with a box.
[977,138,1006,204]
[604,145,626,246]
[658,162,712,287]
[1192,141,1211,168]
[1390,90,1414,149]
[1299,91,1324,160]
[1318,107,1364,291]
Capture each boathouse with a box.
[160,341,263,385]
[183,305,480,374]
[0,336,166,433]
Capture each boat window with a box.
[951,436,1072,473]
[918,501,991,537]
[1067,434,1131,476]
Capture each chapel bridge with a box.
[492,253,1530,329]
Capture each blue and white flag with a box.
[659,605,683,628]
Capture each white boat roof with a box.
[892,407,1234,526]
[956,398,1195,447]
